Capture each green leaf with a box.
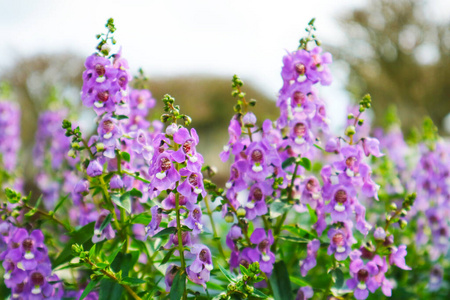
[169,271,186,300]
[121,277,146,286]
[239,264,250,276]
[132,213,152,225]
[153,227,177,238]
[130,188,143,198]
[53,193,70,213]
[269,201,290,219]
[218,264,235,283]
[331,268,344,289]
[278,236,309,243]
[99,278,123,300]
[99,213,112,232]
[111,192,131,214]
[313,143,325,151]
[269,261,293,300]
[89,244,97,260]
[106,241,125,264]
[289,276,309,287]
[80,279,100,300]
[298,157,311,171]
[160,248,176,266]
[54,222,95,267]
[282,157,296,169]
[251,289,268,298]
[117,115,129,120]
[120,151,131,163]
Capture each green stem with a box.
[204,195,227,261]
[22,203,72,232]
[84,258,142,300]
[272,160,300,251]
[175,192,187,300]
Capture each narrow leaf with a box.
[80,279,100,300]
[153,227,177,238]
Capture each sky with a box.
[0,0,449,130]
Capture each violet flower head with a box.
[87,159,103,177]
[296,286,313,300]
[249,229,275,273]
[300,239,320,276]
[389,245,411,270]
[92,210,115,243]
[346,251,379,300]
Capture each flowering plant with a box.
[0,18,449,300]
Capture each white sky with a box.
[0,0,449,130]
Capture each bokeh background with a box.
[0,0,449,192]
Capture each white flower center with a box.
[189,155,198,163]
[295,137,305,145]
[357,282,366,290]
[262,254,270,262]
[346,168,354,177]
[246,202,255,209]
[96,76,106,83]
[156,172,166,180]
[294,106,304,113]
[252,164,263,173]
[94,101,104,108]
[336,246,346,253]
[205,264,213,271]
[3,271,11,280]
[103,132,113,139]
[24,251,35,260]
[32,286,42,295]
[297,75,307,82]
[225,181,232,189]
[223,145,230,152]
[194,188,202,195]
[334,203,345,212]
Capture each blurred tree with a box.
[336,0,450,133]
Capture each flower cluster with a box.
[33,109,79,209]
[0,225,63,299]
[0,101,21,190]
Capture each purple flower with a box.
[300,239,320,276]
[186,265,210,288]
[110,175,124,190]
[190,244,213,273]
[249,229,275,273]
[243,112,257,127]
[327,227,354,261]
[92,210,115,243]
[362,137,383,157]
[87,159,103,177]
[177,170,206,205]
[149,152,180,191]
[296,286,313,300]
[389,245,411,270]
[145,206,163,237]
[244,183,271,220]
[346,251,379,300]
[184,205,204,235]
[165,264,181,291]
[428,265,443,291]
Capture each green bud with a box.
[399,219,407,229]
[236,207,246,218]
[358,119,364,126]
[345,125,356,136]
[347,113,355,120]
[224,212,234,223]
[400,209,408,217]
[249,99,257,106]
[96,143,105,152]
[227,283,237,291]
[71,142,81,150]
[68,149,76,158]
[389,203,397,211]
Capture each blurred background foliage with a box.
[0,0,449,195]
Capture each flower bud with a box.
[68,149,76,158]
[165,123,179,136]
[243,112,257,128]
[236,207,246,218]
[225,212,234,223]
[389,203,397,211]
[374,227,386,241]
[345,125,356,136]
[96,142,105,152]
[399,219,407,229]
